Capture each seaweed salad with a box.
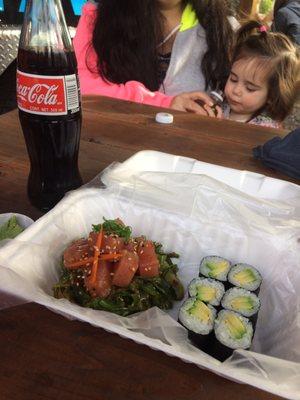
[53,218,184,316]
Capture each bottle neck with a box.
[19,0,71,51]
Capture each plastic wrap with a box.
[0,152,299,399]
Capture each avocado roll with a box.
[221,287,260,318]
[228,263,262,293]
[213,310,253,361]
[199,256,231,282]
[188,277,225,306]
[179,297,217,335]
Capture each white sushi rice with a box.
[214,310,253,350]
[199,256,231,281]
[221,287,260,317]
[179,297,216,335]
[228,263,262,291]
[188,277,225,306]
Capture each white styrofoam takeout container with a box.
[0,151,299,399]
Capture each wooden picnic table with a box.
[0,95,290,400]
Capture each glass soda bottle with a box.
[16,0,82,212]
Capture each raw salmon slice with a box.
[112,250,139,287]
[138,240,159,278]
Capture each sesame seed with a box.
[140,250,144,254]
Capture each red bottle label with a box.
[17,70,80,116]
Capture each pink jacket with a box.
[73,3,173,108]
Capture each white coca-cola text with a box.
[17,83,59,105]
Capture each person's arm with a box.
[73,3,173,108]
[286,24,300,45]
[273,9,289,35]
[273,8,300,45]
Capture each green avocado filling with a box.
[196,286,216,302]
[230,296,254,311]
[188,299,211,323]
[206,260,229,279]
[234,269,256,286]
[224,314,247,340]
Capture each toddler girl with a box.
[219,20,299,128]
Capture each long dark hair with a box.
[90,0,234,91]
[233,20,300,121]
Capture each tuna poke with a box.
[53,218,184,316]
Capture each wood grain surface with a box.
[0,96,290,400]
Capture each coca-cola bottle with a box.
[17,0,82,211]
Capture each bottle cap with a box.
[155,112,174,124]
[210,91,223,105]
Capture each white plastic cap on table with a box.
[155,112,174,124]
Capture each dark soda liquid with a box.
[18,48,83,211]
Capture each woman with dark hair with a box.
[272,0,300,45]
[74,0,234,114]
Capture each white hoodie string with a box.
[157,23,182,48]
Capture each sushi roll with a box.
[228,263,262,293]
[213,310,253,361]
[179,297,217,335]
[221,287,260,318]
[199,256,231,282]
[188,277,225,306]
[179,297,217,351]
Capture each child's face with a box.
[224,57,269,117]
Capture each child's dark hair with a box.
[90,0,234,91]
[232,20,300,121]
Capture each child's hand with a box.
[203,104,223,119]
[170,91,214,115]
